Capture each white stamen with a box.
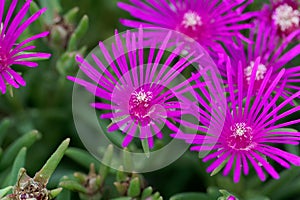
[230,122,252,137]
[0,22,5,39]
[0,23,3,34]
[272,4,300,31]
[132,89,153,105]
[182,11,202,30]
[244,61,267,82]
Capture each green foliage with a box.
[0,139,69,199]
[0,131,41,170]
[170,192,212,200]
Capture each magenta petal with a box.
[0,0,49,94]
[234,154,242,183]
[0,74,7,94]
[246,153,266,181]
[2,71,19,88]
[223,153,235,176]
[206,151,231,173]
[122,134,134,147]
[251,151,279,179]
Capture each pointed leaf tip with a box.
[128,177,141,197]
[34,138,70,184]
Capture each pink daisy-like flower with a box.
[261,0,300,37]
[174,57,300,182]
[68,28,205,148]
[0,0,50,94]
[218,20,300,99]
[117,0,257,54]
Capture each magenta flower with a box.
[68,29,202,148]
[0,0,50,94]
[174,57,300,182]
[260,0,300,37]
[218,20,300,99]
[117,0,257,53]
[227,196,237,200]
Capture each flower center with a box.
[181,11,202,30]
[129,88,154,126]
[244,61,267,83]
[272,3,300,32]
[227,122,254,151]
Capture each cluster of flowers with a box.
[2,0,300,182]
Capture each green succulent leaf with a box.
[0,186,12,198]
[261,166,300,198]
[153,191,163,199]
[9,147,27,186]
[116,166,127,182]
[59,179,87,193]
[67,33,78,52]
[141,186,153,200]
[210,157,228,176]
[99,144,114,183]
[170,192,211,200]
[64,7,79,24]
[0,130,41,170]
[114,182,128,196]
[56,188,71,200]
[34,138,70,184]
[271,128,298,133]
[65,147,101,170]
[49,188,63,199]
[127,177,141,197]
[110,198,132,200]
[74,15,89,41]
[123,148,133,171]
[39,0,62,24]
[73,172,87,184]
[0,118,11,146]
[29,1,44,30]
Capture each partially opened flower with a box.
[218,20,300,99]
[0,0,50,94]
[117,0,257,54]
[174,57,300,182]
[68,28,203,148]
[260,0,300,37]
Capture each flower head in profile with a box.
[0,0,50,94]
[218,20,300,99]
[68,28,202,148]
[261,0,300,37]
[117,0,257,54]
[174,57,300,182]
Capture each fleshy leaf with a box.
[170,192,211,200]
[0,130,41,170]
[0,186,12,198]
[65,147,101,170]
[0,118,10,146]
[127,177,141,197]
[99,144,114,183]
[9,147,27,186]
[34,138,70,184]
